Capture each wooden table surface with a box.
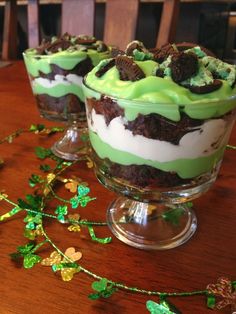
[0,61,236,314]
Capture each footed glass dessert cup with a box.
[83,83,236,250]
[23,35,110,160]
[23,54,87,160]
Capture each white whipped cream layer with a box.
[89,109,230,162]
[32,74,83,88]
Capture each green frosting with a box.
[32,82,84,101]
[83,61,236,121]
[89,130,225,179]
[23,49,111,77]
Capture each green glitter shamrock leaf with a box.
[10,242,42,269]
[24,213,42,230]
[29,124,45,132]
[35,146,52,159]
[55,205,68,222]
[89,278,116,300]
[39,164,51,172]
[23,254,41,269]
[18,194,43,212]
[146,300,176,314]
[207,294,216,309]
[70,185,95,209]
[29,174,44,187]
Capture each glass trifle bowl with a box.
[23,33,111,160]
[83,41,236,250]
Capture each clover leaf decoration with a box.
[10,242,42,269]
[89,278,117,300]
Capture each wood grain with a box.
[2,0,17,60]
[156,0,180,48]
[103,0,139,50]
[61,0,95,36]
[0,62,235,314]
[27,0,40,48]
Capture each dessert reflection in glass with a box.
[83,41,236,250]
[23,33,111,160]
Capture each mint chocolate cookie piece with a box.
[125,40,147,56]
[95,59,115,77]
[176,42,215,57]
[188,79,222,94]
[76,35,96,45]
[170,52,198,83]
[46,39,71,54]
[115,56,145,81]
[152,43,177,63]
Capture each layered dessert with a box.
[83,41,236,190]
[23,33,111,121]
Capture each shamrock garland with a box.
[0,124,236,314]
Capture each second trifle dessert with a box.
[23,33,111,121]
[83,41,236,190]
[24,33,111,160]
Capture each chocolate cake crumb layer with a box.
[109,162,190,188]
[36,94,85,115]
[87,96,124,125]
[125,112,203,145]
[88,96,203,144]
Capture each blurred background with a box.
[0,0,235,62]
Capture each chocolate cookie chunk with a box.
[176,42,215,57]
[188,79,222,94]
[170,52,198,83]
[152,43,177,63]
[95,59,115,77]
[125,40,146,56]
[46,39,71,54]
[115,56,145,81]
[111,48,125,58]
[75,35,96,45]
[96,41,108,52]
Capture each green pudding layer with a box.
[89,130,225,179]
[84,59,236,121]
[32,82,84,101]
[23,49,111,77]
